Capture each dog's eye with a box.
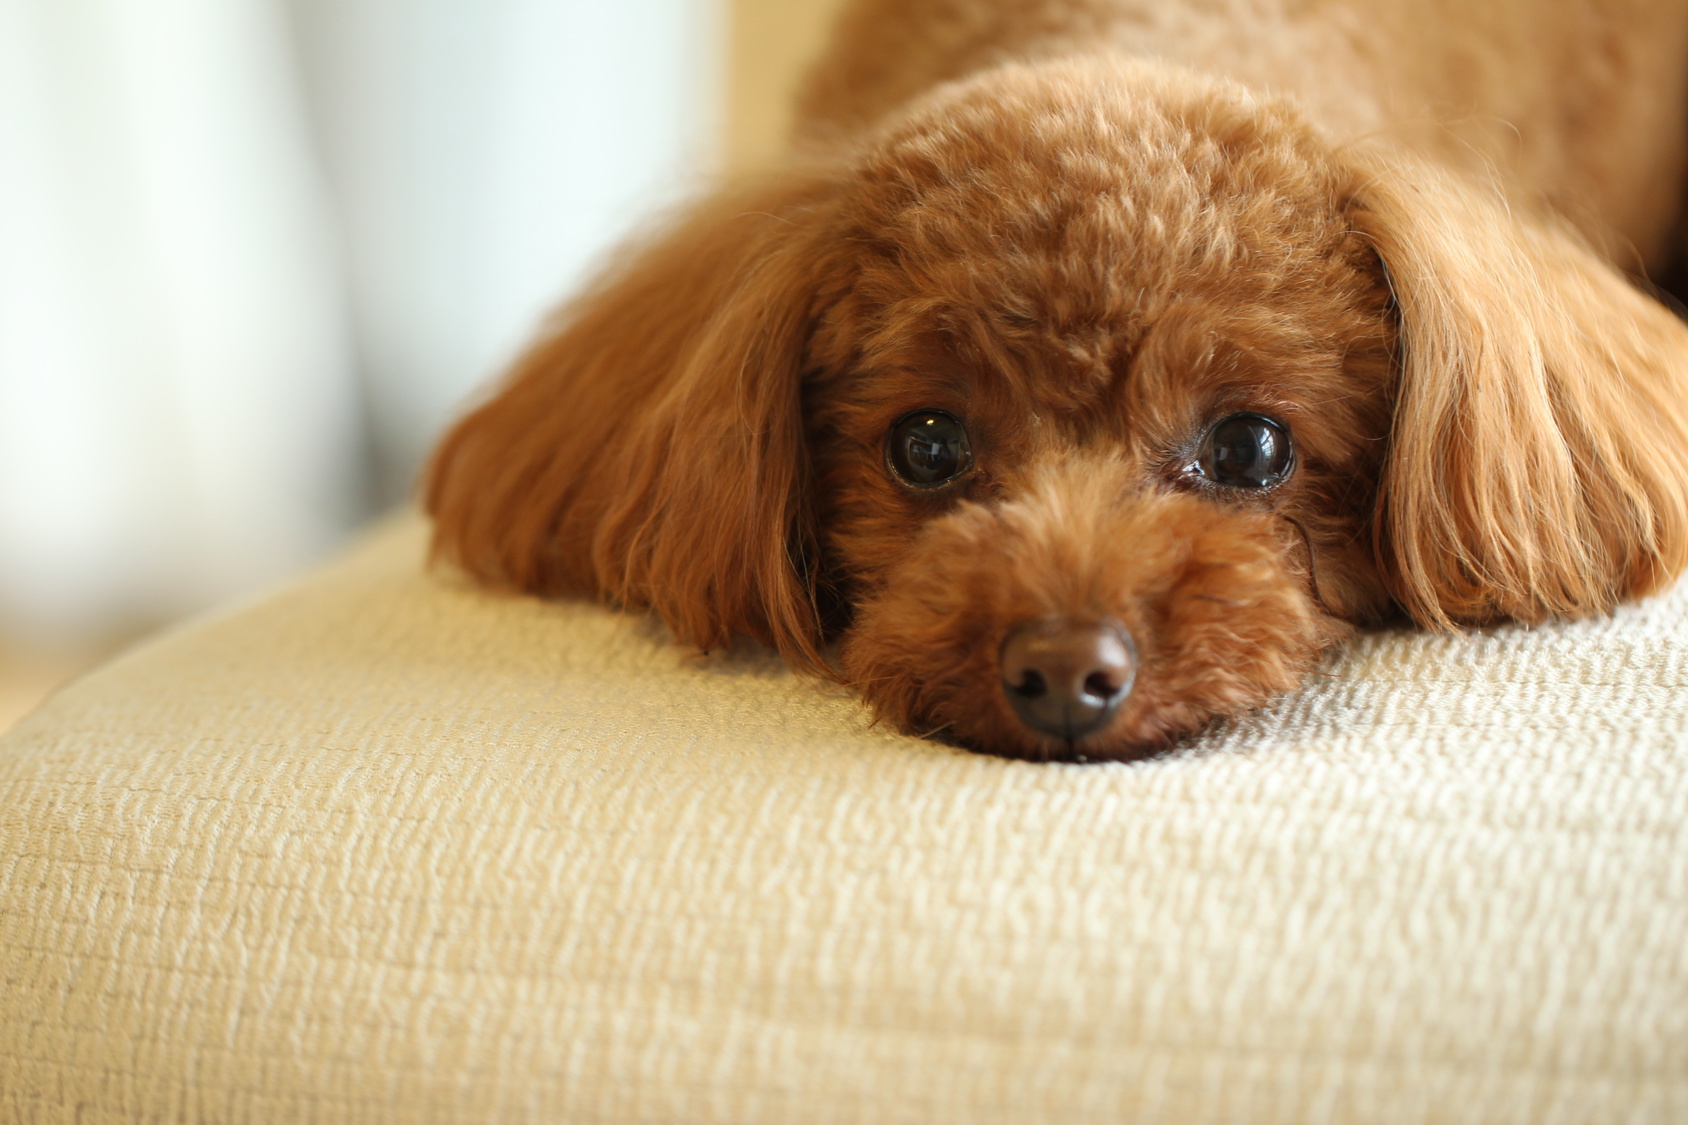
[1198,414,1294,489]
[886,410,974,488]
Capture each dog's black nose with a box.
[1000,620,1135,741]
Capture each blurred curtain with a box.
[288,0,719,500]
[0,0,717,641]
[0,0,359,639]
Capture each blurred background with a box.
[0,0,847,731]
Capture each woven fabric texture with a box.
[1,515,1684,1124]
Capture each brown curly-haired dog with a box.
[427,0,1688,760]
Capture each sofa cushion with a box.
[2,514,1685,1124]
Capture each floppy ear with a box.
[424,169,847,669]
[1345,151,1688,627]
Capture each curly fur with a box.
[426,0,1688,760]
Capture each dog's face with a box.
[427,59,1688,760]
[797,64,1396,755]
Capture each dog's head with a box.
[427,58,1688,759]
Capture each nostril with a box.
[1012,669,1048,700]
[999,619,1137,741]
[1083,670,1123,701]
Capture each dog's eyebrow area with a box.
[824,241,1393,474]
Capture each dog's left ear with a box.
[1343,150,1688,627]
[424,169,848,669]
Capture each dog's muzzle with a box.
[999,620,1136,742]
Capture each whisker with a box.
[1277,512,1359,622]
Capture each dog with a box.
[425,0,1688,761]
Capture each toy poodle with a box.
[425,0,1688,760]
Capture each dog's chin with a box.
[836,471,1350,761]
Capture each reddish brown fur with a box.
[426,7,1688,760]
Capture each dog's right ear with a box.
[424,169,848,669]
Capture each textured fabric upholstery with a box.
[2,515,1685,1124]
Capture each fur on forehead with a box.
[809,56,1394,439]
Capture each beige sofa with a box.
[2,515,1684,1123]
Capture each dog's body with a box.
[428,0,1688,759]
